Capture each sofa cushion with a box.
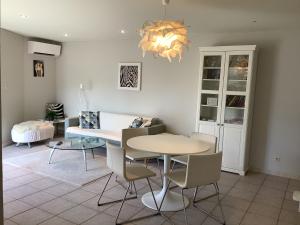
[130,117,144,128]
[79,111,100,129]
[100,112,138,132]
[66,127,121,142]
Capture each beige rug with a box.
[3,145,111,186]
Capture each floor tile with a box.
[4,220,18,225]
[254,193,283,208]
[241,212,277,225]
[4,200,33,219]
[20,191,57,207]
[221,195,251,212]
[82,213,117,225]
[44,183,78,196]
[10,208,53,225]
[39,216,77,225]
[278,209,300,225]
[170,206,207,225]
[4,185,40,200]
[262,180,288,191]
[212,205,244,225]
[104,202,141,220]
[228,187,256,201]
[62,189,96,204]
[39,198,77,215]
[58,205,98,224]
[234,181,260,193]
[258,187,285,198]
[282,199,299,212]
[202,217,223,225]
[28,178,60,190]
[133,208,167,225]
[82,195,116,212]
[248,202,280,219]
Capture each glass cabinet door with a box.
[201,55,222,91]
[199,53,225,123]
[226,54,249,92]
[223,95,245,125]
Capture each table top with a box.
[47,137,105,150]
[127,133,210,155]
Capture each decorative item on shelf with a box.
[229,55,249,67]
[45,110,56,121]
[207,97,218,106]
[33,60,44,77]
[118,62,141,91]
[138,0,189,62]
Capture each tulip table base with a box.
[142,190,189,211]
[142,154,189,211]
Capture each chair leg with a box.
[116,182,131,225]
[214,183,226,225]
[193,183,225,225]
[171,161,176,172]
[156,158,163,186]
[146,178,159,211]
[97,172,113,206]
[158,180,171,211]
[192,186,199,203]
[181,189,188,225]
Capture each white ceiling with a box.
[1,0,300,42]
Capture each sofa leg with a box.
[27,142,31,148]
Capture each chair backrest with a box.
[190,132,217,154]
[184,151,223,188]
[121,128,148,151]
[106,141,126,179]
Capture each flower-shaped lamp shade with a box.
[139,20,189,62]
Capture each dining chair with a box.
[97,141,160,225]
[122,128,163,184]
[171,132,217,169]
[161,152,226,225]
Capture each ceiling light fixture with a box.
[139,0,189,62]
[64,33,69,37]
[121,29,126,34]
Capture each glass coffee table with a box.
[47,137,105,171]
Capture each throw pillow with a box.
[141,119,152,127]
[130,117,144,128]
[79,111,100,129]
[46,103,64,119]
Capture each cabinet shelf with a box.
[202,79,220,81]
[201,104,218,107]
[226,106,245,109]
[203,67,221,69]
[228,80,247,82]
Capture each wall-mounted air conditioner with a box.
[28,41,61,57]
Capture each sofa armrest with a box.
[146,124,166,135]
[65,117,79,131]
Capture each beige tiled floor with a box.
[3,154,300,225]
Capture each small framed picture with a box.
[33,60,44,77]
[118,62,141,91]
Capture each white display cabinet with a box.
[195,45,257,175]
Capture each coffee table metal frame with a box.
[47,137,105,171]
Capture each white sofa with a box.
[65,111,165,142]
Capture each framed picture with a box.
[33,60,44,77]
[118,62,141,91]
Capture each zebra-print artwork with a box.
[118,63,141,91]
[46,103,64,119]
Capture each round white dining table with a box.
[127,133,210,211]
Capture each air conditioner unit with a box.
[28,41,61,57]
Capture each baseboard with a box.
[250,167,300,180]
[2,139,13,147]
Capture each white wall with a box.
[23,43,56,120]
[1,30,25,145]
[56,29,300,179]
[1,29,57,145]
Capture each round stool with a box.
[11,121,54,148]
